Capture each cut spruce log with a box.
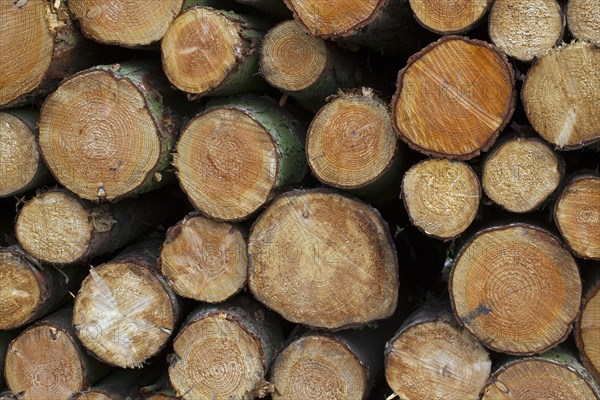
[392,36,516,159]
[567,0,600,45]
[38,61,180,202]
[259,20,363,112]
[522,42,600,149]
[408,0,491,34]
[481,349,600,399]
[554,173,600,259]
[70,368,160,400]
[248,189,398,329]
[306,88,403,202]
[450,223,581,355]
[233,0,292,18]
[174,95,306,221]
[0,245,86,330]
[73,237,181,369]
[402,158,480,240]
[482,135,563,213]
[385,306,491,400]
[159,213,247,303]
[161,6,268,98]
[575,270,600,382]
[168,297,284,400]
[0,0,95,108]
[4,307,111,400]
[488,0,564,62]
[68,0,185,48]
[0,109,52,198]
[15,189,167,265]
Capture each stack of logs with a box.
[1,0,599,399]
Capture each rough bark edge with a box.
[412,0,493,35]
[575,270,600,383]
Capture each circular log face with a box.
[248,190,398,329]
[0,0,53,107]
[0,251,40,330]
[450,224,581,354]
[567,0,600,45]
[393,36,515,159]
[71,392,112,400]
[577,282,600,381]
[409,0,491,34]
[5,325,85,400]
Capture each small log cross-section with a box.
[174,96,306,221]
[575,270,600,382]
[482,136,563,213]
[567,0,600,45]
[73,238,180,369]
[159,213,248,303]
[450,224,581,355]
[168,298,284,400]
[16,189,167,265]
[39,62,179,202]
[392,36,515,159]
[260,20,362,112]
[409,0,491,34]
[68,0,185,48]
[522,42,600,149]
[4,307,110,400]
[385,307,491,400]
[248,189,399,329]
[554,173,600,259]
[488,0,564,62]
[402,158,480,240]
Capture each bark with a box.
[69,367,161,399]
[0,331,18,389]
[15,189,169,265]
[567,0,600,45]
[174,95,307,221]
[575,269,600,383]
[409,0,492,34]
[73,237,181,369]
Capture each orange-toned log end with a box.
[522,42,600,149]
[567,0,600,45]
[69,0,184,47]
[73,264,176,368]
[160,214,247,303]
[450,224,581,355]
[555,174,600,259]
[489,0,563,62]
[248,190,398,329]
[402,159,480,240]
[385,316,491,400]
[393,36,515,159]
[409,0,491,34]
[576,275,600,382]
[5,325,86,400]
[307,89,398,189]
[174,108,278,221]
[482,137,562,213]
[271,335,369,399]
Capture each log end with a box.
[70,392,112,400]
[409,0,491,34]
[567,0,600,45]
[575,278,600,382]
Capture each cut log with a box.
[159,213,247,303]
[450,223,581,355]
[0,331,17,389]
[68,0,185,48]
[488,0,564,62]
[0,109,52,198]
[392,36,516,159]
[15,189,167,265]
[233,0,292,19]
[409,0,491,34]
[385,306,491,400]
[161,6,267,98]
[482,135,563,213]
[38,61,180,202]
[0,0,95,108]
[567,0,600,45]
[70,368,159,400]
[0,245,86,330]
[554,173,600,259]
[4,307,111,400]
[174,95,306,221]
[306,88,403,202]
[248,189,398,329]
[168,297,284,400]
[481,349,600,399]
[522,42,600,149]
[575,270,600,382]
[73,237,180,369]
[259,20,362,112]
[402,158,480,240]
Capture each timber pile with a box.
[0,1,599,399]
